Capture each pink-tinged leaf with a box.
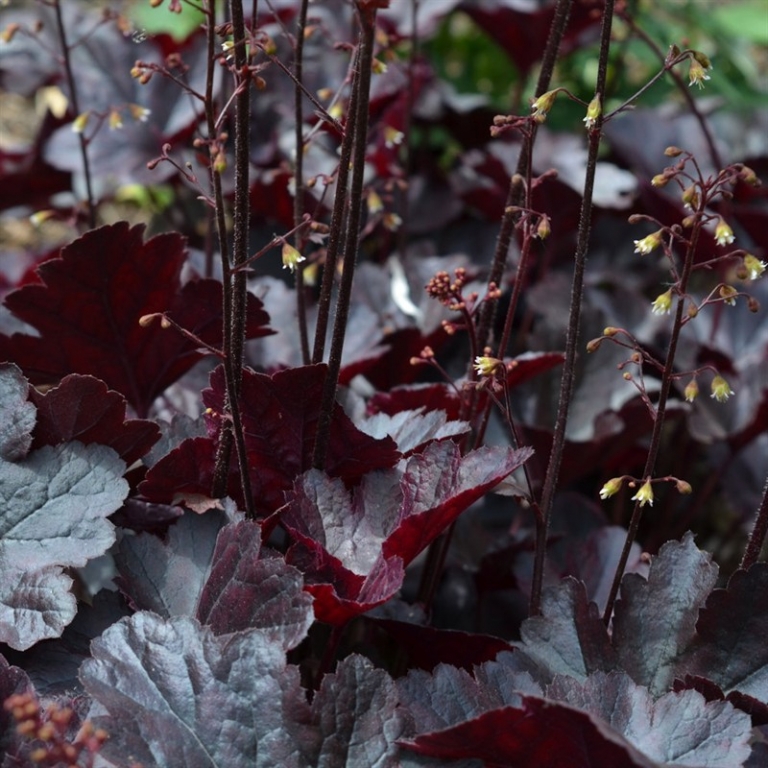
[197,521,314,648]
[283,441,531,624]
[312,655,403,767]
[80,614,312,767]
[30,374,160,466]
[613,532,719,697]
[0,222,271,416]
[399,697,657,767]
[0,362,35,461]
[681,564,768,702]
[548,671,753,767]
[515,578,617,684]
[372,620,513,672]
[0,443,128,650]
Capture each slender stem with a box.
[602,223,702,623]
[312,4,377,469]
[740,473,768,570]
[415,0,575,619]
[52,0,95,229]
[293,0,311,365]
[311,47,360,364]
[529,0,618,618]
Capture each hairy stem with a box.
[52,0,95,229]
[530,0,617,617]
[293,0,311,365]
[312,4,377,469]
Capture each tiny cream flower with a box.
[710,375,734,403]
[714,218,735,246]
[72,111,90,134]
[281,242,305,272]
[128,104,151,123]
[108,109,124,130]
[367,189,384,214]
[631,479,654,507]
[651,288,673,316]
[719,285,738,306]
[743,254,766,280]
[599,477,623,500]
[535,214,551,240]
[684,379,699,403]
[688,58,711,89]
[474,356,502,376]
[583,94,601,130]
[383,212,402,231]
[384,126,404,148]
[633,230,663,255]
[530,90,557,122]
[682,185,699,211]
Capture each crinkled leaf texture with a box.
[0,442,128,650]
[141,364,400,516]
[0,222,272,417]
[80,614,402,768]
[115,512,315,648]
[681,564,768,702]
[548,671,753,767]
[613,532,719,697]
[0,363,35,461]
[282,441,533,624]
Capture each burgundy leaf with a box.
[282,442,531,623]
[613,532,719,697]
[399,697,656,767]
[548,671,753,767]
[372,620,512,672]
[681,564,768,702]
[515,578,617,684]
[0,222,271,416]
[197,521,314,648]
[30,374,160,466]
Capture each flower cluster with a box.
[3,692,108,767]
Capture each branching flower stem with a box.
[51,0,95,229]
[602,223,703,623]
[312,3,378,470]
[529,0,617,617]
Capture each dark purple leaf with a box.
[0,223,271,417]
[312,654,403,767]
[0,363,35,461]
[114,509,228,618]
[548,671,753,767]
[514,578,617,684]
[372,620,512,673]
[145,364,399,515]
[30,374,160,466]
[197,521,314,647]
[399,696,656,768]
[397,661,539,735]
[80,613,312,767]
[681,564,768,702]
[613,532,719,696]
[0,442,128,650]
[282,441,531,623]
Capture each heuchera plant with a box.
[1,0,767,766]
